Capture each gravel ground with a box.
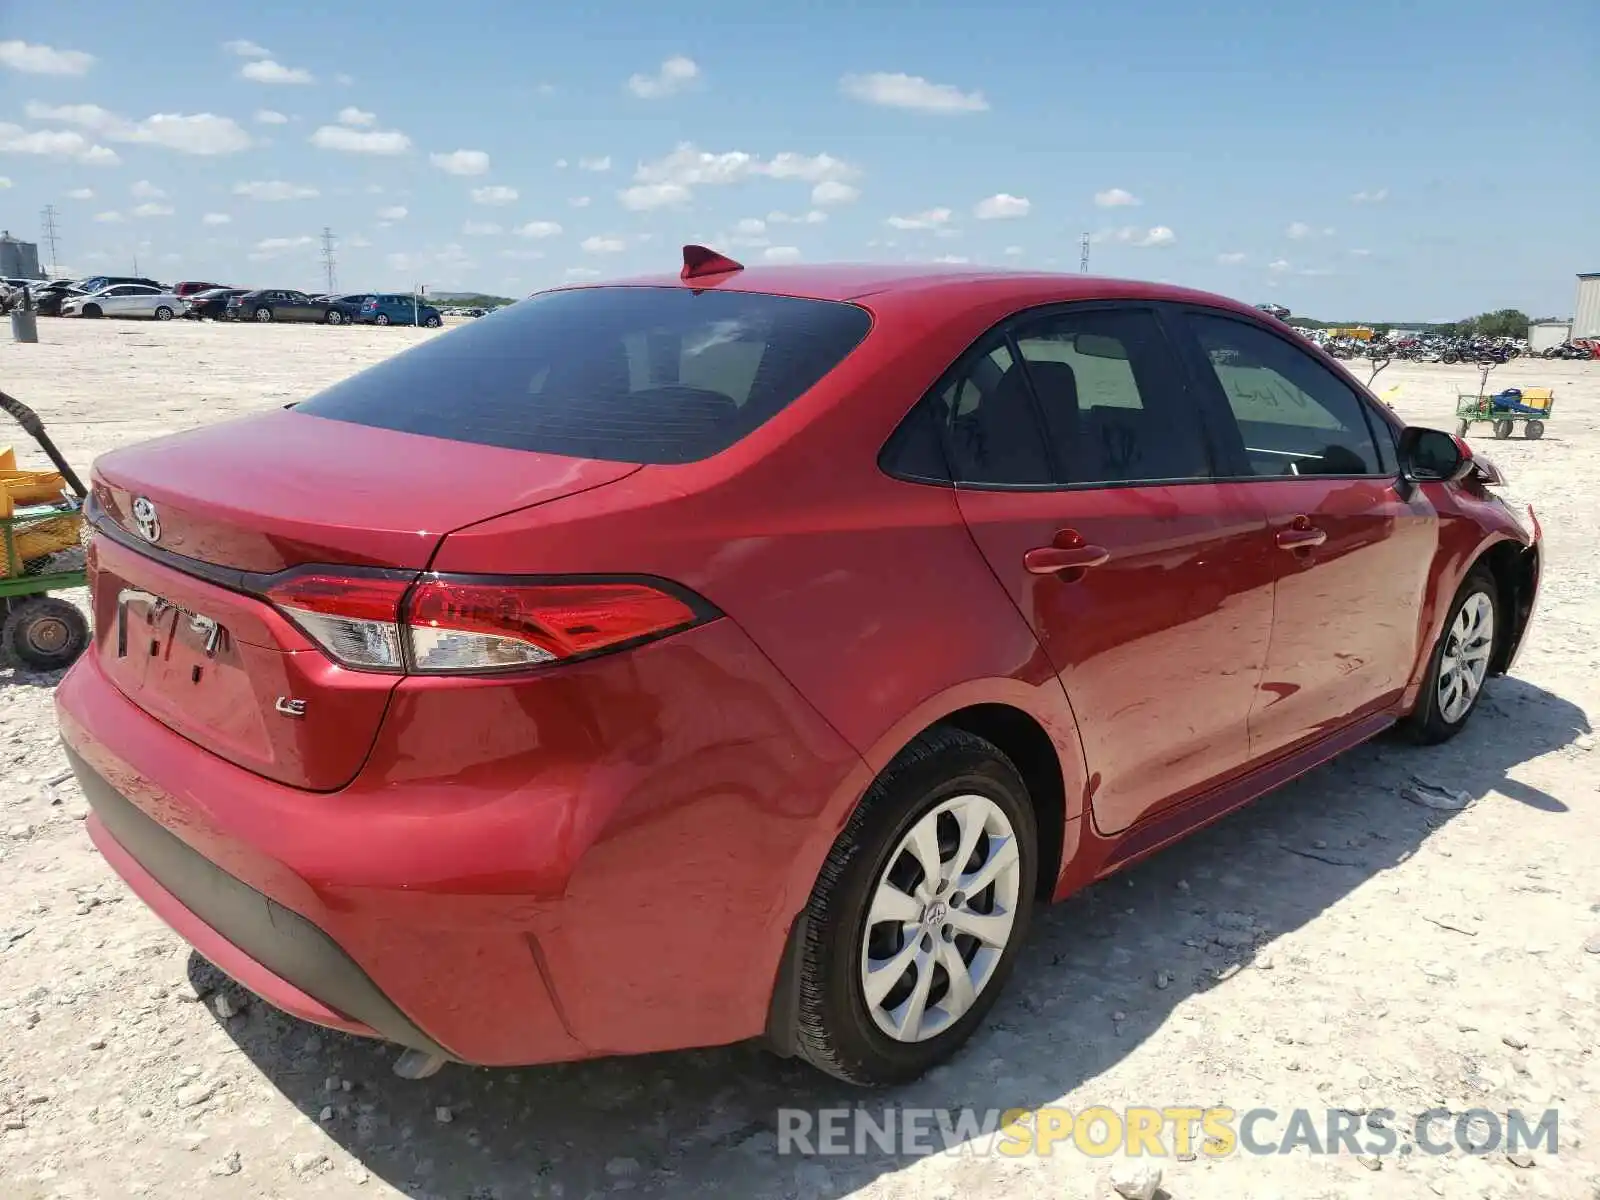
[0,318,1597,1200]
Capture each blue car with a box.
[357,293,443,328]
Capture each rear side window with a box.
[298,286,872,464]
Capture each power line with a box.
[320,227,338,293]
[40,205,61,277]
[1080,231,1090,274]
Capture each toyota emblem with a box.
[130,496,161,544]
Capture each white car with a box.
[60,283,181,321]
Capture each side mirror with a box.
[1398,426,1473,483]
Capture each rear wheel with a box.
[789,727,1037,1086]
[375,313,390,326]
[3,597,90,672]
[1402,566,1498,744]
[81,304,102,319]
[325,309,344,325]
[1525,420,1545,440]
[254,306,273,323]
[154,305,174,321]
[1455,419,1471,437]
[423,314,441,328]
[1492,418,1514,439]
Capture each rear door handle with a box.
[1023,544,1111,574]
[1275,526,1327,549]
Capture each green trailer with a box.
[0,389,90,671]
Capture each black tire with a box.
[154,306,174,321]
[1492,419,1514,440]
[423,314,441,328]
[375,313,390,326]
[3,597,90,672]
[1442,350,1460,364]
[81,304,102,319]
[790,727,1038,1087]
[325,309,343,325]
[1524,420,1544,440]
[1455,419,1470,437]
[254,306,273,323]
[1402,566,1499,745]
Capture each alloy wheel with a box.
[859,793,1022,1043]
[1438,591,1494,723]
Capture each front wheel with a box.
[154,305,174,321]
[1455,419,1471,437]
[1525,420,1544,440]
[788,727,1037,1086]
[254,306,273,323]
[1492,418,1514,439]
[423,314,441,328]
[325,309,344,325]
[1402,566,1499,744]
[81,304,102,319]
[3,597,90,672]
[1441,350,1461,364]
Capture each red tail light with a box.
[263,570,711,675]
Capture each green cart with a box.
[0,389,90,672]
[1454,388,1554,441]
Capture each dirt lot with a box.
[0,318,1597,1200]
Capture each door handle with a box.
[1275,526,1327,550]
[1023,544,1111,574]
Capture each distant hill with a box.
[429,292,517,307]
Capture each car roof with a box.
[557,260,1267,321]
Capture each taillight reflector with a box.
[263,571,708,675]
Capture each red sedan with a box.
[58,249,1541,1086]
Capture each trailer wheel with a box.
[1524,420,1545,440]
[1492,419,1514,440]
[3,597,89,672]
[1455,419,1470,437]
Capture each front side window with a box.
[1186,313,1384,477]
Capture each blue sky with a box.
[2,1,1595,320]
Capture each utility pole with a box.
[40,205,61,277]
[1080,232,1090,274]
[320,226,338,294]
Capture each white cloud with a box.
[310,124,410,154]
[462,220,502,236]
[554,158,568,169]
[430,149,490,175]
[241,59,313,84]
[1003,246,1022,256]
[839,72,987,114]
[762,246,802,263]
[131,202,174,218]
[66,187,93,199]
[1096,225,1175,248]
[223,40,271,58]
[569,195,592,208]
[1216,252,1247,265]
[255,109,289,125]
[887,207,952,231]
[563,267,602,281]
[769,209,828,225]
[25,102,251,154]
[93,211,123,223]
[335,73,355,86]
[515,221,563,239]
[736,218,767,235]
[377,205,408,220]
[974,193,1029,220]
[578,155,611,172]
[627,56,699,99]
[763,152,858,183]
[0,40,95,76]
[1094,188,1140,208]
[338,107,376,127]
[1285,222,1335,240]
[619,182,691,211]
[0,123,119,164]
[1350,188,1388,204]
[347,234,371,248]
[202,212,231,225]
[501,248,545,261]
[233,179,319,201]
[131,179,165,199]
[932,254,970,264]
[1348,248,1372,257]
[582,235,627,253]
[1268,258,1290,272]
[471,184,518,206]
[249,235,316,261]
[811,180,859,206]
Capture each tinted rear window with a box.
[297,286,872,464]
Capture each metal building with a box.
[0,232,43,280]
[1528,320,1573,353]
[1576,273,1600,340]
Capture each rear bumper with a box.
[57,618,866,1066]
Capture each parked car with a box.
[174,281,231,299]
[324,293,372,325]
[183,288,248,321]
[60,283,181,320]
[28,280,86,317]
[358,293,443,327]
[226,289,346,324]
[59,257,1541,1087]
[76,275,164,294]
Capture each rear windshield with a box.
[296,285,872,464]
